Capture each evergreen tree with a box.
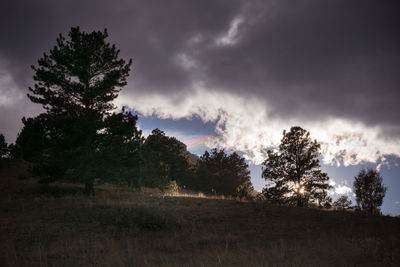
[0,134,8,158]
[353,168,387,214]
[26,27,133,194]
[16,115,50,162]
[262,127,332,207]
[141,129,191,190]
[97,107,144,187]
[193,149,252,196]
[0,134,10,167]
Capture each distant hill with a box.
[186,151,199,166]
[176,139,199,166]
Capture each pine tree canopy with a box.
[28,26,131,118]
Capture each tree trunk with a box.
[297,195,302,207]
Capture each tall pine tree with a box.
[26,27,135,194]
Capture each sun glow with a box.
[294,182,305,195]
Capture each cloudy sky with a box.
[0,0,399,214]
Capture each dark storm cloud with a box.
[196,1,400,126]
[0,0,243,140]
[0,0,241,90]
[0,0,399,141]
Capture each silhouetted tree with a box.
[192,149,252,196]
[16,115,50,162]
[26,26,133,194]
[97,107,144,187]
[333,195,352,210]
[313,189,332,208]
[0,134,8,158]
[262,127,332,207]
[16,114,69,182]
[0,134,10,167]
[353,168,387,214]
[141,129,191,190]
[8,144,23,159]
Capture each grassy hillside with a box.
[1,160,399,266]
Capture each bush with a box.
[165,180,179,194]
[333,195,352,210]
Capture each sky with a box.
[0,0,399,214]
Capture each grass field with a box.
[1,160,399,266]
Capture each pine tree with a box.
[0,134,8,158]
[29,27,131,117]
[97,107,144,187]
[141,129,191,190]
[0,134,10,167]
[193,149,252,196]
[26,27,134,194]
[262,127,332,207]
[16,115,50,162]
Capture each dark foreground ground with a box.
[1,160,399,266]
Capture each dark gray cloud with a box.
[0,0,399,142]
[197,1,400,126]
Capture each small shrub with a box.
[233,184,255,200]
[333,195,352,210]
[165,180,179,194]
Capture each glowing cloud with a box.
[335,185,353,195]
[329,180,353,196]
[116,82,400,169]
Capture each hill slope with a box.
[0,161,399,266]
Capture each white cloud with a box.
[116,81,400,168]
[328,180,352,196]
[0,60,43,142]
[334,185,352,195]
[215,16,244,46]
[175,53,197,71]
[0,63,24,107]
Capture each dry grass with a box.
[1,160,399,266]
